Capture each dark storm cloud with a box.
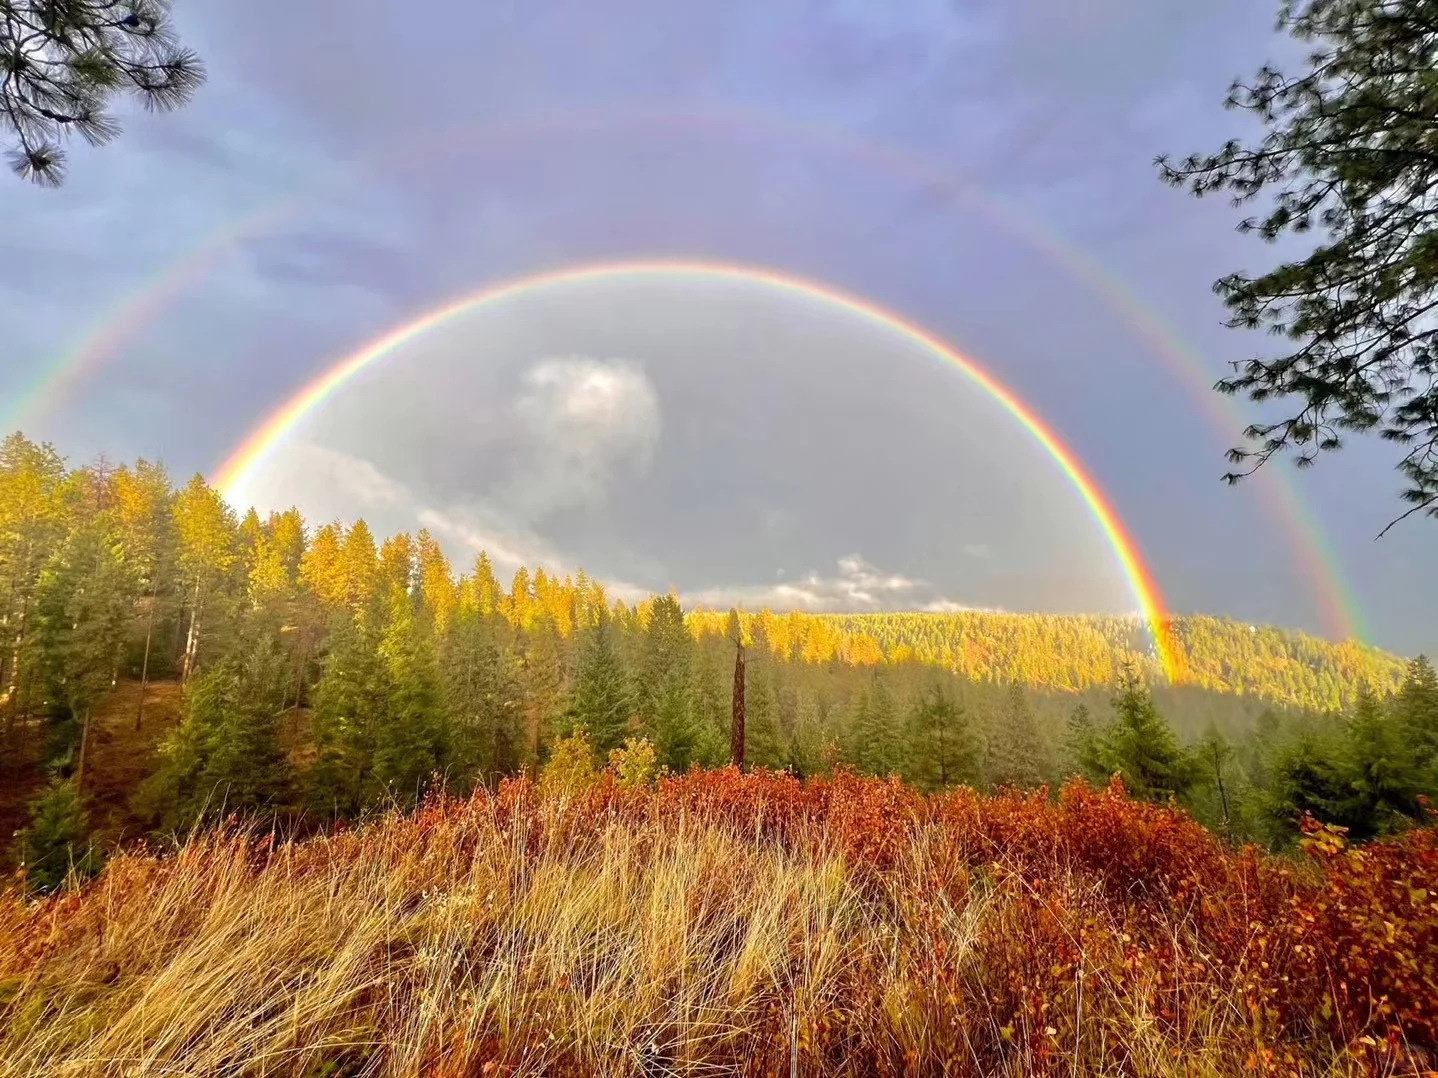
[0,0,1431,654]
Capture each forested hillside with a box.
[3,431,1435,889]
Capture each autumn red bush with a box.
[1,769,1434,1077]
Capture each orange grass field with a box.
[1,770,1436,1078]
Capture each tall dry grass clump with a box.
[1,770,1435,1077]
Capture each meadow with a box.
[3,767,1435,1078]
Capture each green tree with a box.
[564,610,632,757]
[636,594,698,771]
[0,432,68,731]
[17,778,102,894]
[33,517,134,789]
[1392,655,1438,778]
[850,672,903,778]
[1158,0,1438,523]
[905,682,979,791]
[172,476,239,682]
[1062,702,1105,782]
[1266,722,1366,842]
[371,586,445,805]
[113,459,177,728]
[309,612,390,817]
[1096,667,1198,803]
[744,658,784,770]
[1345,683,1423,836]
[0,0,205,185]
[140,631,292,831]
[984,682,1050,790]
[442,608,523,786]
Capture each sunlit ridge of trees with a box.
[3,431,1433,892]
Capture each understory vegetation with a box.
[2,770,1435,1076]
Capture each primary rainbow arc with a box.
[211,259,1185,681]
[10,106,1362,643]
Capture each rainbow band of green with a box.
[209,259,1185,682]
[10,105,1360,643]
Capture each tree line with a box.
[2,431,1433,892]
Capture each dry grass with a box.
[0,770,1434,1078]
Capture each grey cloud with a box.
[7,0,1435,655]
[505,356,662,519]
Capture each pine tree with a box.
[442,608,523,786]
[850,672,903,778]
[140,631,292,830]
[1158,0,1438,521]
[905,682,980,791]
[1393,656,1438,779]
[637,594,697,772]
[0,0,205,186]
[519,614,568,768]
[172,476,240,682]
[564,610,632,758]
[744,658,784,770]
[33,518,134,788]
[17,779,103,894]
[1345,684,1423,838]
[372,585,445,805]
[1062,702,1105,782]
[309,612,390,817]
[0,433,68,732]
[1266,723,1365,844]
[113,459,177,729]
[984,682,1050,790]
[1097,667,1197,803]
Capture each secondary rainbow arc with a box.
[7,106,1363,644]
[210,258,1186,682]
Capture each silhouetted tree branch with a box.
[1157,0,1438,531]
[1,0,204,185]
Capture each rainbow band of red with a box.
[211,259,1184,681]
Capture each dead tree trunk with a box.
[75,708,91,795]
[730,639,746,771]
[135,579,159,730]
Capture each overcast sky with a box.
[1,0,1432,656]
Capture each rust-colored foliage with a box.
[1,770,1434,1077]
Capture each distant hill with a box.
[688,608,1407,711]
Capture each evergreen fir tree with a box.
[33,518,134,786]
[744,658,784,770]
[636,594,697,771]
[140,631,291,831]
[984,682,1050,790]
[1096,666,1197,803]
[905,682,979,791]
[1393,656,1438,779]
[1345,684,1423,838]
[850,672,903,778]
[442,608,523,786]
[309,611,390,818]
[1062,702,1105,783]
[372,585,445,805]
[564,610,632,757]
[18,779,103,894]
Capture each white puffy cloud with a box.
[683,553,978,613]
[228,442,407,518]
[506,356,662,518]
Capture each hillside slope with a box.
[691,609,1408,710]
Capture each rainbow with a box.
[6,104,1362,642]
[210,259,1186,682]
